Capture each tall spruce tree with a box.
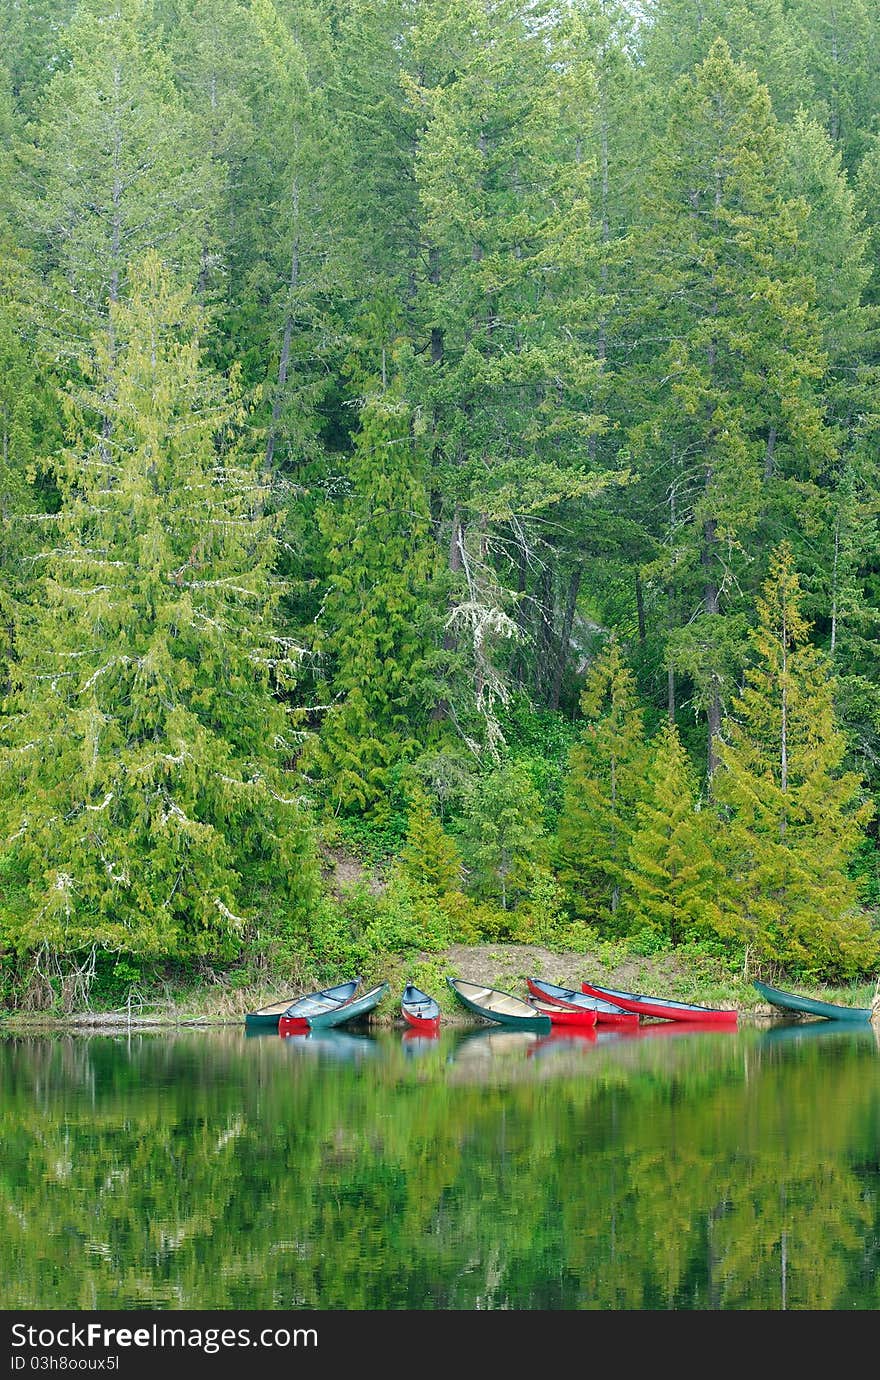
[625,720,726,945]
[303,383,441,816]
[0,253,319,994]
[625,39,833,778]
[27,0,217,366]
[405,0,610,738]
[555,636,647,929]
[712,543,878,979]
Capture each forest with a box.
[2,0,880,1010]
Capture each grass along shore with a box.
[3,942,879,1029]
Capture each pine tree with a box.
[625,39,834,778]
[404,0,610,737]
[303,383,441,816]
[712,543,878,979]
[625,721,727,946]
[27,0,217,361]
[398,788,463,897]
[458,760,547,913]
[0,253,319,987]
[555,636,647,929]
[783,0,880,172]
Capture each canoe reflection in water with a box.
[279,1030,379,1062]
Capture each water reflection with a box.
[1,1020,878,1310]
[280,1030,379,1062]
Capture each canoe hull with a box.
[528,998,597,1028]
[581,981,738,1026]
[753,979,872,1024]
[278,978,362,1033]
[401,983,441,1033]
[448,977,552,1033]
[526,976,639,1028]
[306,980,390,1031]
[244,1001,299,1031]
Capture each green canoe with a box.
[306,980,390,1031]
[447,977,552,1033]
[754,979,873,1024]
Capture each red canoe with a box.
[527,997,597,1028]
[581,980,738,1026]
[526,976,639,1028]
[401,981,441,1034]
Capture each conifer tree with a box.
[398,788,463,897]
[303,383,441,816]
[712,543,878,978]
[555,637,647,928]
[0,67,57,692]
[405,0,610,737]
[625,39,833,778]
[27,0,217,362]
[458,760,547,913]
[783,0,880,172]
[625,721,726,945]
[0,253,319,991]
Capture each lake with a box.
[1,1018,879,1311]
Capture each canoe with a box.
[275,977,362,1034]
[753,979,873,1024]
[526,976,640,1028]
[581,980,739,1026]
[401,981,441,1033]
[447,977,552,1033]
[244,996,302,1031]
[299,980,390,1032]
[527,997,597,1028]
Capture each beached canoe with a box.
[244,996,303,1032]
[581,980,738,1026]
[301,980,390,1032]
[274,978,362,1034]
[526,976,640,1028]
[527,996,597,1028]
[447,977,552,1033]
[753,979,873,1024]
[401,981,441,1034]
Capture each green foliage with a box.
[303,385,442,815]
[626,721,729,947]
[457,760,548,912]
[713,544,880,978]
[555,637,648,929]
[397,789,464,896]
[0,254,320,998]
[1,0,879,999]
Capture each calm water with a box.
[1,1018,879,1311]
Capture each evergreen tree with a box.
[783,0,880,172]
[405,0,610,738]
[458,760,546,913]
[0,0,77,119]
[638,0,808,124]
[555,636,647,929]
[0,65,58,692]
[625,720,726,945]
[398,787,463,897]
[303,383,441,815]
[712,543,878,979]
[158,0,267,326]
[0,253,319,992]
[27,0,217,364]
[625,39,833,777]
